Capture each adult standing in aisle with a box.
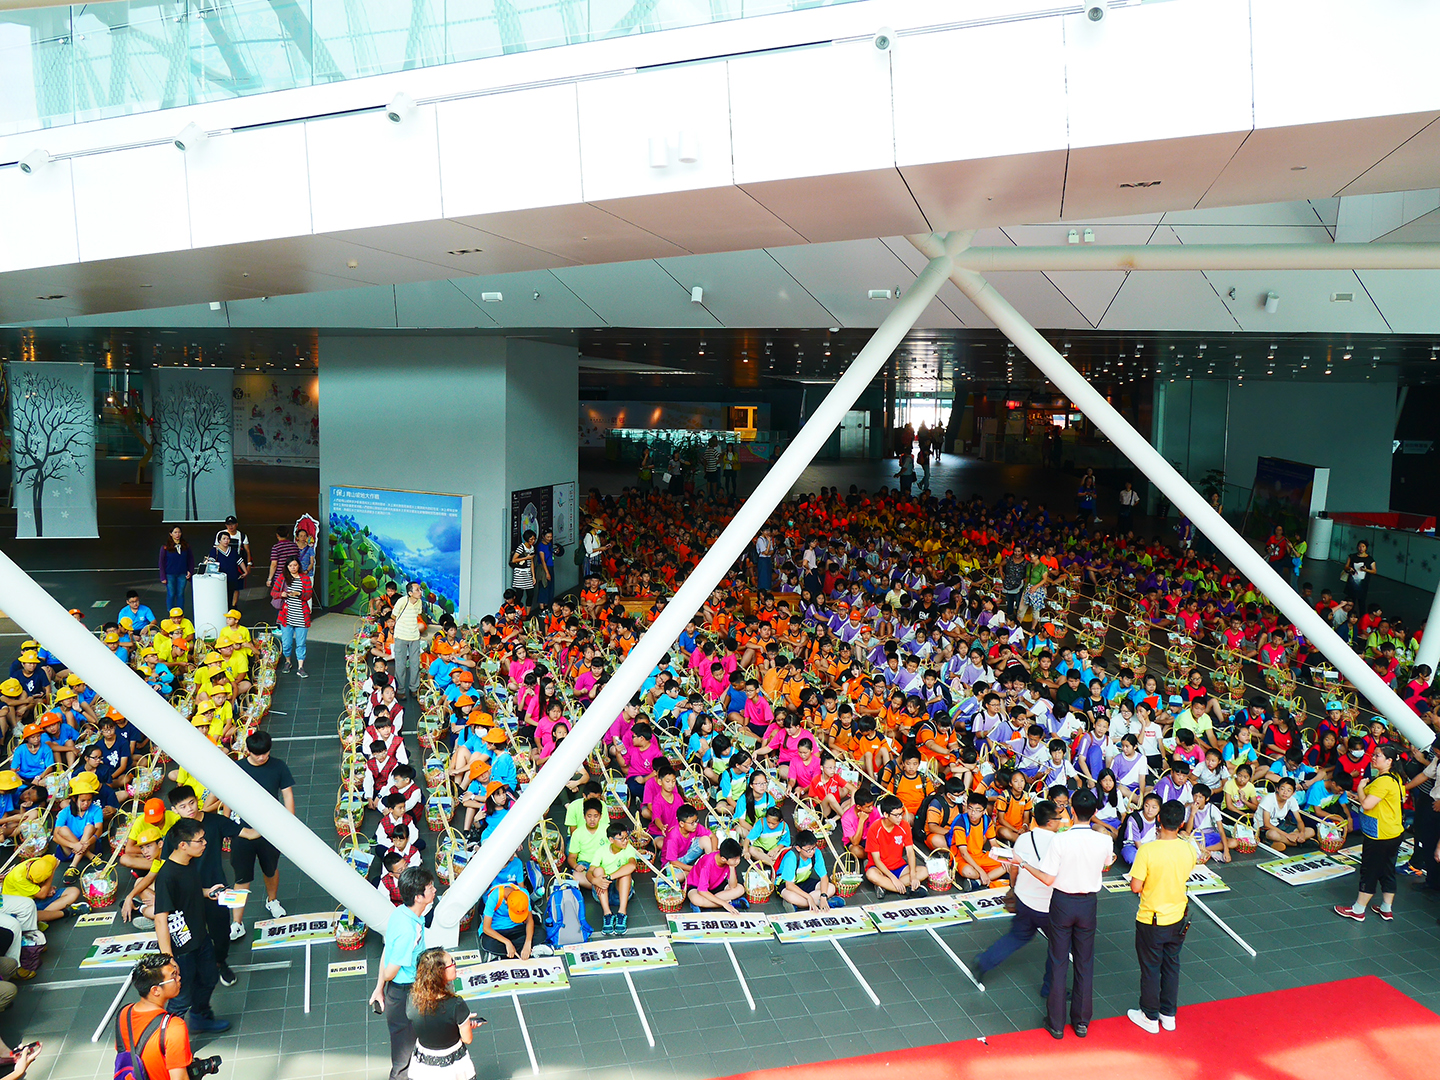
[214,516,252,571]
[228,731,293,941]
[973,799,1060,991]
[1126,798,1195,1034]
[392,582,426,702]
[152,818,230,1033]
[1334,743,1406,923]
[371,867,435,1080]
[266,526,300,598]
[1118,481,1140,534]
[755,528,774,593]
[1405,744,1440,888]
[1013,786,1113,1039]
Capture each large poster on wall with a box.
[328,486,471,619]
[510,486,553,554]
[6,362,98,538]
[1243,457,1324,542]
[578,401,770,448]
[155,367,236,522]
[233,374,319,466]
[551,482,576,548]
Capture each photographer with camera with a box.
[114,953,221,1080]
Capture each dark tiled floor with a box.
[14,634,1440,1080]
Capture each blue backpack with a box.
[544,878,592,948]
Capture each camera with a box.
[872,27,895,52]
[1084,2,1106,21]
[188,1056,222,1078]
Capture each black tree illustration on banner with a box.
[158,382,230,521]
[11,369,92,537]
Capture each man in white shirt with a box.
[973,800,1062,992]
[1017,787,1114,1040]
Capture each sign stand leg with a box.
[926,927,985,991]
[91,972,134,1043]
[1191,896,1256,958]
[724,942,755,1011]
[512,991,539,1075]
[304,941,312,1014]
[830,938,880,1006]
[623,971,654,1048]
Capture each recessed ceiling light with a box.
[36,294,65,300]
[446,248,483,256]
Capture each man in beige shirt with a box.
[390,582,425,701]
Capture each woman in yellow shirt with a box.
[1334,744,1405,923]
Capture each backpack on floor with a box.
[544,878,592,948]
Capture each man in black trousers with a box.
[1013,786,1114,1039]
[1127,799,1196,1033]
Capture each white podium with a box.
[193,572,228,641]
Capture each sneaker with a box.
[1127,1009,1160,1034]
[217,961,237,987]
[188,1016,231,1034]
[282,662,292,674]
[63,863,80,881]
[296,668,309,679]
[531,945,555,958]
[1371,905,1394,922]
[1402,865,1425,879]
[731,897,749,911]
[36,923,47,933]
[1159,1014,1176,1031]
[615,914,628,935]
[133,916,155,931]
[1333,904,1366,922]
[265,899,286,918]
[602,914,615,935]
[66,902,92,917]
[229,921,246,941]
[911,885,929,899]
[828,897,845,908]
[13,969,35,982]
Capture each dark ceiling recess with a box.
[2,326,1437,391]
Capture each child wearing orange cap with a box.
[11,725,54,788]
[480,882,536,959]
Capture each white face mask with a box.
[1350,749,1365,759]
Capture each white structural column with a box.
[0,549,396,930]
[1416,586,1440,678]
[952,244,1440,273]
[427,232,971,942]
[908,233,1434,752]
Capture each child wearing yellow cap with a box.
[2,854,88,923]
[54,774,104,874]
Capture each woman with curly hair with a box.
[406,947,483,1080]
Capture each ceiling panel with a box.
[0,156,78,273]
[1165,224,1336,246]
[227,285,399,328]
[877,237,977,329]
[393,280,497,329]
[550,261,721,328]
[453,204,689,264]
[1000,224,1159,247]
[901,151,1067,233]
[764,239,922,328]
[72,144,191,262]
[328,219,567,277]
[1161,201,1335,227]
[741,170,928,244]
[304,107,444,234]
[1199,114,1439,208]
[187,124,312,250]
[1043,271,1128,327]
[594,188,805,255]
[1098,272,1240,333]
[655,250,836,328]
[942,271,1092,331]
[1203,269,1392,334]
[1340,118,1440,197]
[1352,270,1440,334]
[450,271,604,328]
[1063,132,1248,220]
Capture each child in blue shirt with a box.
[744,806,790,869]
[12,725,54,786]
[54,779,105,871]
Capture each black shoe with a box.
[296,668,309,679]
[1046,1026,1064,1040]
[911,885,929,898]
[217,961,237,987]
[1073,1024,1088,1038]
[282,662,292,674]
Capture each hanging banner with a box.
[666,911,775,943]
[456,957,569,998]
[233,373,319,467]
[154,367,236,522]
[769,909,875,942]
[6,362,98,539]
[864,896,970,932]
[563,937,677,976]
[327,486,471,620]
[1257,853,1355,886]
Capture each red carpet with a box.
[717,978,1434,1080]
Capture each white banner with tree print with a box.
[6,362,98,539]
[155,367,236,522]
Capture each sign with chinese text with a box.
[456,956,569,998]
[252,911,340,949]
[80,933,160,968]
[1257,853,1355,886]
[328,960,368,979]
[769,908,875,942]
[864,896,970,932]
[563,937,678,976]
[957,887,1012,921]
[666,912,774,943]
